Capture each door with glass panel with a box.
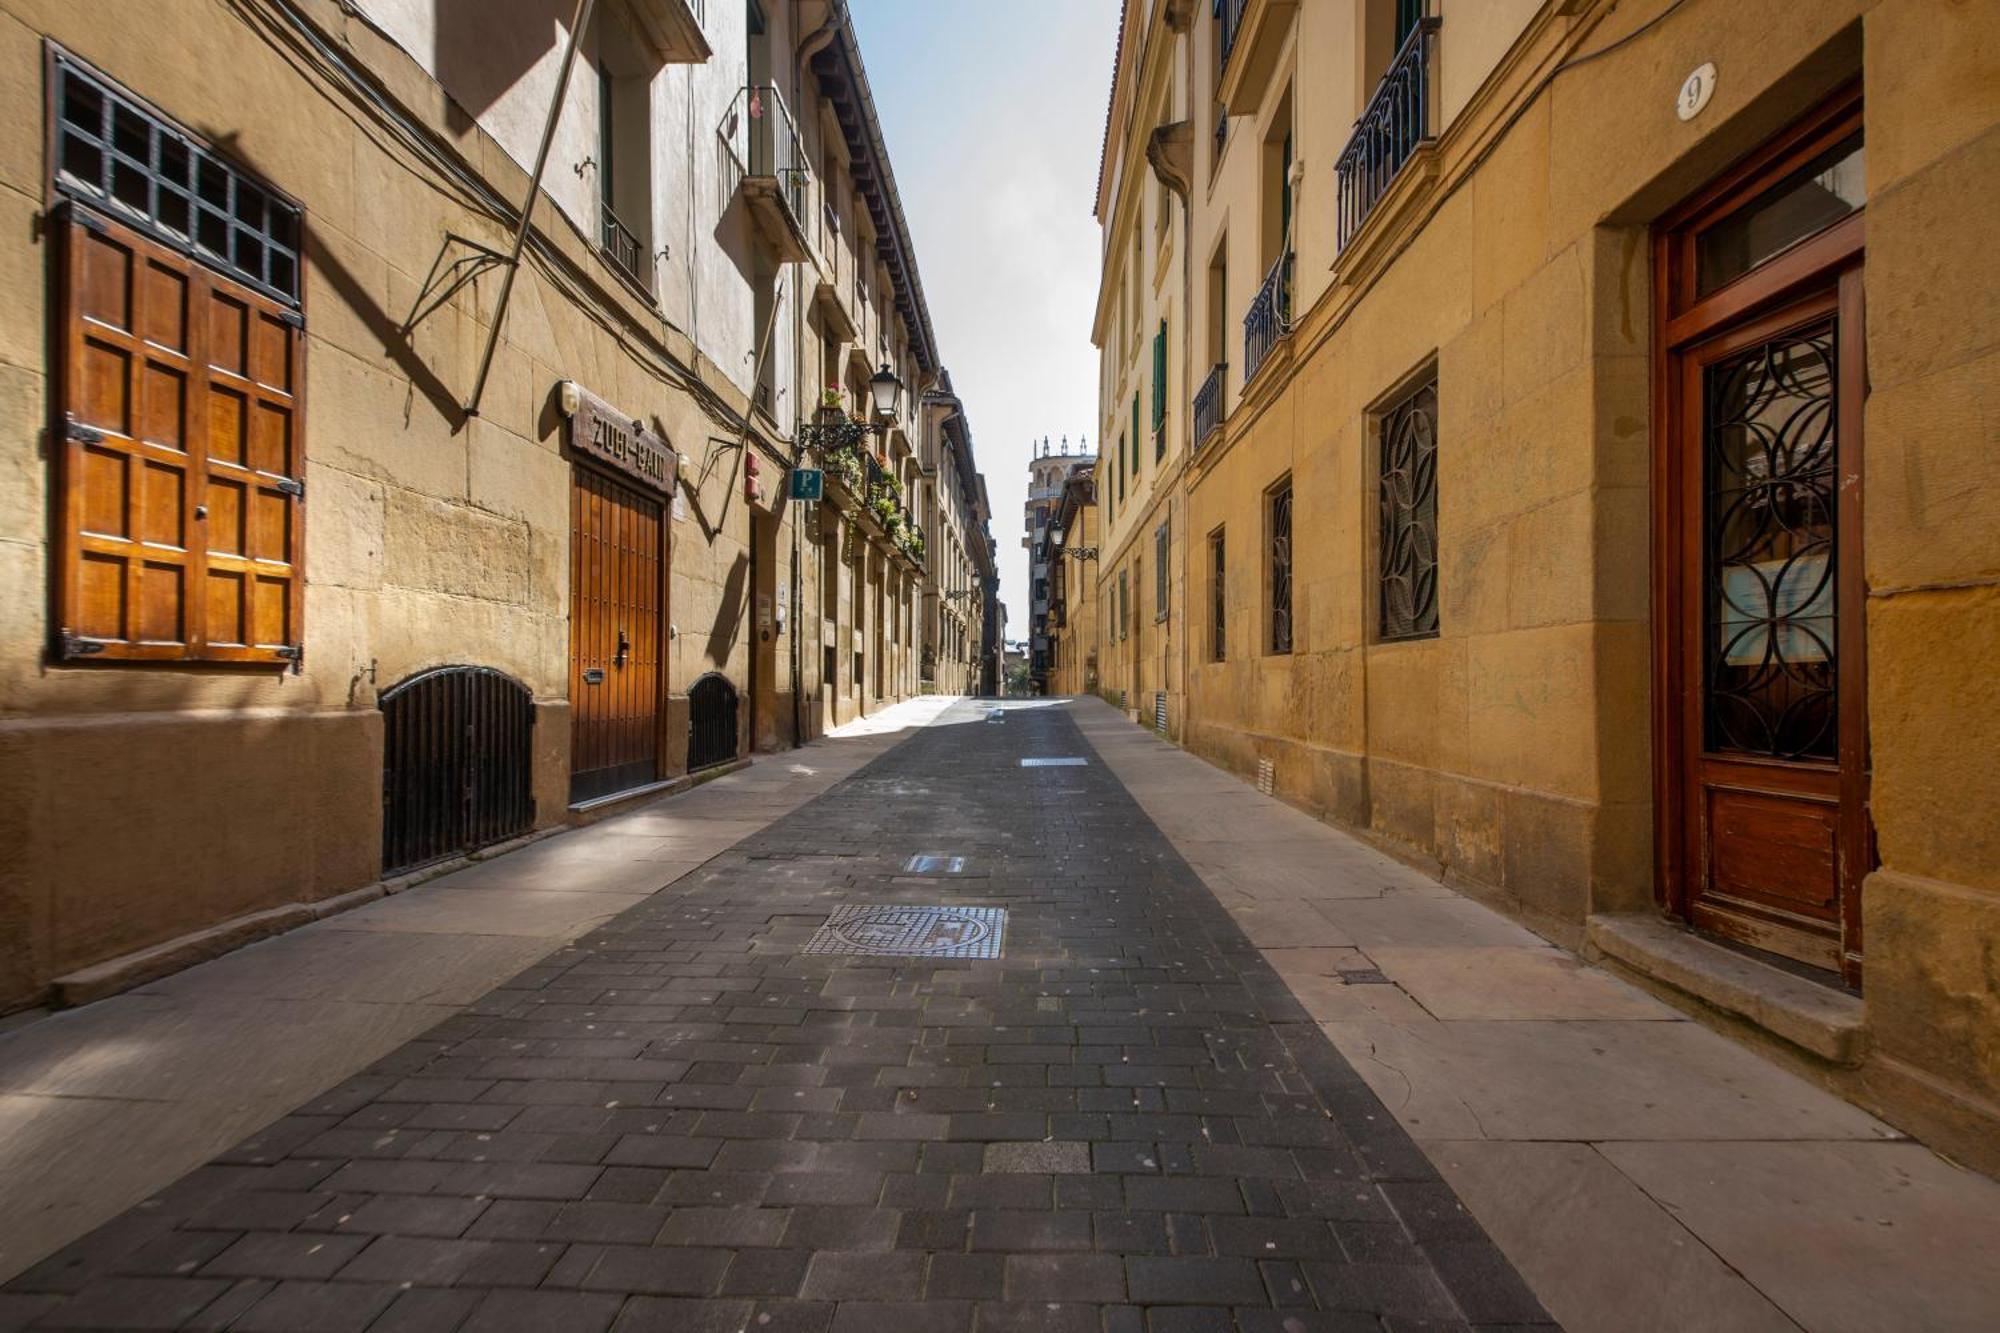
[1656,87,1868,984]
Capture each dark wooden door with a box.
[1675,288,1865,977]
[1655,87,1869,985]
[569,466,663,804]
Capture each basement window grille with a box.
[52,50,303,308]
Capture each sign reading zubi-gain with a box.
[559,381,676,494]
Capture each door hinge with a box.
[60,632,106,657]
[66,421,105,446]
[273,643,304,673]
[274,476,304,498]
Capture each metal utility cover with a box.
[904,854,967,874]
[1021,757,1088,767]
[804,905,1006,959]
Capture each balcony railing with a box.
[1334,15,1440,251]
[1193,362,1226,451]
[1243,251,1292,385]
[599,200,647,290]
[1215,0,1248,72]
[726,83,812,255]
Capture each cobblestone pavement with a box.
[3,700,1552,1332]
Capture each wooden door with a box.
[569,466,663,804]
[1655,88,1869,985]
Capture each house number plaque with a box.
[1677,62,1717,122]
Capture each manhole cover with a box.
[1021,757,1088,767]
[804,905,1006,959]
[904,854,967,874]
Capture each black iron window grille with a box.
[1194,362,1226,451]
[1269,483,1293,654]
[1211,530,1227,661]
[687,672,740,771]
[52,51,302,308]
[380,666,535,877]
[599,200,648,289]
[1155,520,1170,618]
[1378,376,1440,641]
[1243,252,1293,385]
[1703,323,1839,760]
[1334,15,1440,251]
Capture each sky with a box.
[847,0,1121,642]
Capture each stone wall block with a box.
[1464,622,1599,801]
[1471,95,1552,316]
[1868,585,2000,891]
[1863,869,2000,1116]
[1864,0,2000,193]
[383,488,531,605]
[1864,125,2000,392]
[1863,349,2000,592]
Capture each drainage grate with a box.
[904,854,967,875]
[1021,757,1089,767]
[803,905,1006,959]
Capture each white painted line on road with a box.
[1021,758,1089,767]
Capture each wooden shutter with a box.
[1151,322,1167,437]
[57,208,305,666]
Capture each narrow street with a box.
[5,699,1997,1331]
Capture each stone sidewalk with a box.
[3,697,1548,1331]
[1069,696,2000,1333]
[0,695,961,1288]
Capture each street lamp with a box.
[868,363,903,422]
[1049,525,1065,550]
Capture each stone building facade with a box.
[1046,461,1101,699]
[0,0,993,1014]
[1093,0,2000,1171]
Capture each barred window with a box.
[1379,376,1440,641]
[1210,530,1226,661]
[53,52,303,308]
[1269,483,1293,654]
[1154,521,1169,619]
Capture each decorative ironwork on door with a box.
[1379,378,1439,641]
[1703,321,1838,761]
[380,666,535,876]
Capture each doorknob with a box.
[615,627,630,666]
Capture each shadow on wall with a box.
[706,552,749,662]
[432,0,570,126]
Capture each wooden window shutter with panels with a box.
[57,207,306,666]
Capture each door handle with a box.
[615,627,630,667]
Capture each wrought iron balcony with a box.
[726,83,813,263]
[1243,251,1292,385]
[1215,0,1248,71]
[599,200,647,290]
[1193,362,1226,452]
[1334,16,1440,251]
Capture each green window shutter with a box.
[1131,394,1140,473]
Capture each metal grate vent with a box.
[1257,758,1275,795]
[803,905,1006,959]
[1155,692,1168,734]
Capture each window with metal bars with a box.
[1210,529,1227,661]
[1152,322,1168,450]
[1155,520,1169,620]
[1269,482,1293,654]
[52,50,302,308]
[1378,375,1440,641]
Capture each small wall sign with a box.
[789,467,824,501]
[558,381,676,494]
[1677,62,1717,122]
